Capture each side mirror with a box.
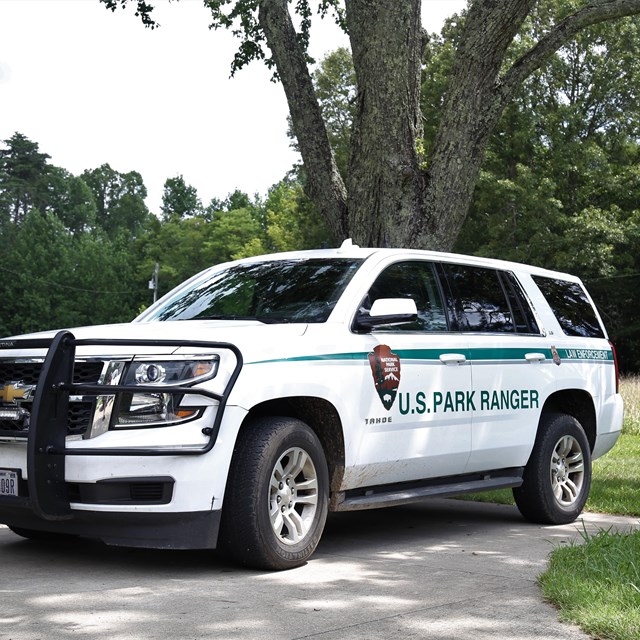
[354,298,418,332]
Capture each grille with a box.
[0,360,103,386]
[130,483,166,501]
[0,360,103,437]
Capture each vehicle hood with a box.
[1,320,310,360]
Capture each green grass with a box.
[588,433,640,516]
[543,377,640,640]
[621,375,640,436]
[539,527,640,640]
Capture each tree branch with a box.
[499,0,640,106]
[258,0,348,241]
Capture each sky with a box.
[0,0,466,214]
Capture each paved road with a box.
[1,499,638,640]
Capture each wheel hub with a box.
[276,478,295,510]
[550,435,585,507]
[269,447,319,546]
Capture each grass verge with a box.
[539,527,640,640]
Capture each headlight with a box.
[124,358,218,387]
[111,356,218,429]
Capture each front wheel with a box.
[513,412,592,524]
[220,416,329,570]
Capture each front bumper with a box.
[1,500,222,549]
[0,331,242,542]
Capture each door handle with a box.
[439,353,467,365]
[525,352,546,363]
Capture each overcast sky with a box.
[0,0,465,214]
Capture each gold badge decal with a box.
[0,383,27,404]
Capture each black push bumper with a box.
[0,331,242,526]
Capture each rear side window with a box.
[442,265,515,333]
[532,276,604,338]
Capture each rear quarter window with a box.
[532,276,604,338]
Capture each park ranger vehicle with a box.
[0,241,623,569]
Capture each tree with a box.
[102,0,640,250]
[263,179,331,251]
[161,175,202,221]
[455,2,640,279]
[46,167,98,234]
[82,163,150,238]
[0,133,51,225]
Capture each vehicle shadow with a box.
[1,498,525,576]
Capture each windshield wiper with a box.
[176,314,293,324]
[179,315,263,322]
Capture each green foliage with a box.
[0,212,143,336]
[0,130,330,336]
[0,133,51,225]
[201,0,345,75]
[46,167,97,233]
[455,1,640,280]
[263,180,329,252]
[539,528,640,640]
[311,47,355,180]
[161,175,202,222]
[82,163,150,238]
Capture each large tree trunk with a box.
[414,0,535,250]
[345,0,427,248]
[257,0,640,251]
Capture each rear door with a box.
[438,263,554,472]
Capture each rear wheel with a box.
[514,412,591,524]
[220,416,329,570]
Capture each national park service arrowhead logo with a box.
[551,345,562,366]
[368,344,401,410]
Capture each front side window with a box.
[142,259,363,324]
[363,261,448,332]
[532,276,604,338]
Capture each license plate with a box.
[0,469,18,497]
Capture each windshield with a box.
[143,258,364,323]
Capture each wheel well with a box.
[241,397,345,492]
[541,389,597,451]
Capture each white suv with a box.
[0,242,623,569]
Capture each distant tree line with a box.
[0,131,330,339]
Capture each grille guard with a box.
[0,330,243,520]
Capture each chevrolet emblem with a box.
[0,383,27,404]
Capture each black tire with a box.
[9,526,76,544]
[513,412,592,524]
[219,416,329,570]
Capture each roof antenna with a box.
[338,238,360,252]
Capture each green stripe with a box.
[249,346,613,366]
[557,348,614,362]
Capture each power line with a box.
[585,272,640,283]
[0,264,144,295]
